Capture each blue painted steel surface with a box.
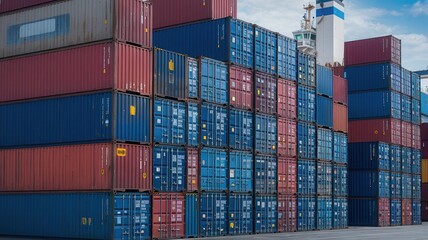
[255,114,277,154]
[297,196,316,231]
[153,146,186,192]
[317,128,333,161]
[255,26,277,75]
[228,194,253,235]
[187,102,199,146]
[390,199,402,226]
[345,63,401,93]
[200,193,227,237]
[0,92,150,148]
[316,65,333,97]
[349,170,390,197]
[413,200,422,225]
[297,159,316,195]
[200,148,228,191]
[154,98,186,145]
[255,195,277,233]
[201,103,228,147]
[413,175,421,199]
[316,6,345,19]
[390,144,401,173]
[298,52,316,87]
[298,122,316,159]
[255,155,277,194]
[277,34,297,80]
[402,68,412,96]
[186,194,199,238]
[200,58,229,105]
[390,172,402,198]
[154,18,254,69]
[401,95,412,123]
[317,197,333,230]
[317,161,332,195]
[188,58,199,99]
[298,86,316,122]
[333,164,348,197]
[412,72,421,100]
[422,93,428,116]
[229,151,253,193]
[348,198,386,226]
[229,109,253,151]
[348,90,401,120]
[333,197,348,229]
[412,149,421,174]
[333,132,348,164]
[348,142,390,171]
[412,98,421,125]
[316,96,333,128]
[402,147,412,174]
[402,174,412,198]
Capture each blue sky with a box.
[238,0,428,71]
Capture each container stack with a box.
[345,35,422,226]
[421,123,428,221]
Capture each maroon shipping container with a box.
[152,193,186,239]
[152,0,237,29]
[1,42,153,103]
[229,65,253,110]
[413,124,421,149]
[402,122,412,148]
[278,118,297,157]
[333,66,345,78]
[422,141,428,159]
[278,195,297,232]
[187,148,199,192]
[278,78,297,119]
[0,0,56,13]
[255,72,277,115]
[349,118,401,145]
[333,103,348,133]
[402,199,412,225]
[422,183,428,200]
[278,157,297,195]
[423,201,428,221]
[333,76,348,105]
[345,35,401,66]
[422,124,428,141]
[0,143,152,192]
[379,198,391,227]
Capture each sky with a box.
[238,0,428,71]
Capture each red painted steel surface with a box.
[422,183,428,200]
[379,198,391,227]
[423,201,428,221]
[152,0,237,29]
[402,199,412,225]
[0,42,153,103]
[333,76,348,105]
[422,124,428,141]
[152,193,186,239]
[255,72,277,115]
[423,142,428,158]
[349,118,401,145]
[402,122,412,148]
[229,65,253,110]
[0,0,56,13]
[278,195,297,232]
[278,78,297,119]
[333,103,348,133]
[412,124,421,149]
[187,148,199,192]
[278,118,297,157]
[278,157,297,195]
[0,143,152,192]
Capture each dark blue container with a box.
[255,114,277,155]
[297,159,316,195]
[200,57,229,105]
[228,193,253,235]
[154,48,187,100]
[317,128,333,161]
[153,145,186,192]
[298,86,316,122]
[333,132,348,164]
[297,196,316,231]
[413,200,422,225]
[188,58,199,99]
[0,192,151,239]
[412,72,421,100]
[186,193,199,238]
[391,172,402,198]
[348,142,390,171]
[298,52,316,87]
[277,34,297,80]
[402,68,412,96]
[187,102,199,147]
[422,93,428,116]
[413,174,421,199]
[317,161,332,195]
[154,98,186,145]
[316,96,333,128]
[390,144,401,173]
[390,199,402,226]
[298,122,316,159]
[412,149,421,174]
[348,198,388,226]
[402,147,412,173]
[333,197,348,229]
[154,18,254,69]
[317,197,333,230]
[0,92,151,148]
[200,193,227,237]
[201,103,228,148]
[348,90,401,120]
[401,95,411,123]
[229,109,253,151]
[412,98,421,125]
[229,151,253,193]
[345,63,401,92]
[349,170,390,197]
[255,195,277,233]
[200,148,228,192]
[255,26,277,75]
[255,155,277,194]
[333,164,348,197]
[402,174,412,198]
[316,65,333,97]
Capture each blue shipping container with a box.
[228,194,253,235]
[0,192,150,239]
[255,195,277,233]
[316,96,333,128]
[349,170,390,197]
[0,92,150,148]
[154,18,254,69]
[316,65,333,97]
[298,122,316,159]
[412,98,421,125]
[153,146,186,192]
[200,148,228,191]
[391,172,402,198]
[317,161,332,195]
[298,52,316,87]
[317,128,333,161]
[201,103,228,147]
[255,114,277,154]
[200,193,227,237]
[412,149,421,174]
[390,144,401,173]
[333,197,348,229]
[348,90,401,120]
[348,142,390,171]
[297,196,316,231]
[345,63,401,93]
[348,198,388,226]
[401,95,412,123]
[154,98,186,145]
[317,197,333,230]
[402,147,412,173]
[229,109,253,151]
[255,155,277,194]
[298,86,316,122]
[333,164,348,197]
[402,68,412,96]
[297,159,316,195]
[255,26,277,75]
[188,58,199,99]
[413,200,422,225]
[413,175,421,199]
[229,151,253,193]
[186,194,199,238]
[402,174,412,198]
[411,72,421,100]
[200,57,229,105]
[391,199,402,226]
[333,132,348,164]
[187,102,199,146]
[154,48,187,100]
[422,93,428,116]
[277,34,297,80]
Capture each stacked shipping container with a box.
[421,124,428,221]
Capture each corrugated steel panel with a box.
[345,63,401,93]
[255,154,277,194]
[0,192,151,239]
[401,95,412,123]
[316,65,333,97]
[278,78,297,119]
[153,146,186,192]
[423,161,428,183]
[255,114,277,154]
[228,193,253,235]
[348,90,401,120]
[255,195,277,233]
[255,72,277,115]
[152,193,185,239]
[333,103,348,133]
[412,72,421,100]
[317,197,333,230]
[317,96,333,128]
[402,147,412,173]
[0,0,152,58]
[0,0,57,13]
[413,175,421,199]
[412,98,421,125]
[317,128,333,161]
[402,68,412,96]
[200,148,228,191]
[230,65,253,110]
[412,124,421,149]
[297,196,316,231]
[154,49,187,100]
[390,199,402,226]
[333,197,348,229]
[0,92,151,148]
[229,151,253,193]
[333,164,348,197]
[278,195,297,232]
[297,122,316,159]
[186,148,199,192]
[391,172,402,198]
[349,170,390,197]
[402,174,412,198]
[348,118,401,145]
[298,86,316,122]
[229,109,253,151]
[333,75,348,105]
[278,118,297,157]
[278,157,297,195]
[333,132,348,164]
[201,103,228,148]
[424,183,428,199]
[317,162,332,195]
[348,198,390,226]
[200,57,228,105]
[255,26,277,74]
[186,194,199,238]
[391,144,402,173]
[423,124,428,141]
[412,149,421,174]
[277,34,297,80]
[154,98,186,145]
[199,192,227,237]
[423,202,428,221]
[402,122,412,148]
[422,93,428,116]
[188,58,199,99]
[0,143,151,192]
[413,200,422,224]
[187,102,199,147]
[154,18,254,69]
[297,159,316,195]
[298,52,316,87]
[348,142,390,171]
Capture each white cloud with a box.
[411,1,428,15]
[396,33,428,70]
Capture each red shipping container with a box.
[333,66,345,78]
[152,193,186,240]
[229,65,253,110]
[0,0,56,13]
[278,118,297,157]
[379,198,391,227]
[187,148,199,192]
[349,118,401,145]
[422,141,428,159]
[413,124,421,149]
[423,201,428,221]
[333,103,348,133]
[0,143,152,192]
[278,195,297,232]
[402,199,412,225]
[422,123,428,141]
[333,76,348,105]
[402,122,412,148]
[1,42,153,103]
[278,78,297,119]
[422,183,428,200]
[345,35,401,66]
[152,0,237,29]
[278,157,297,195]
[255,72,277,115]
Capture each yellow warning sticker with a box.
[130,106,136,116]
[169,60,175,71]
[100,168,105,175]
[117,148,126,157]
[374,130,379,135]
[203,136,207,140]
[258,89,261,95]
[230,222,234,228]
[143,173,147,179]
[192,180,196,184]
